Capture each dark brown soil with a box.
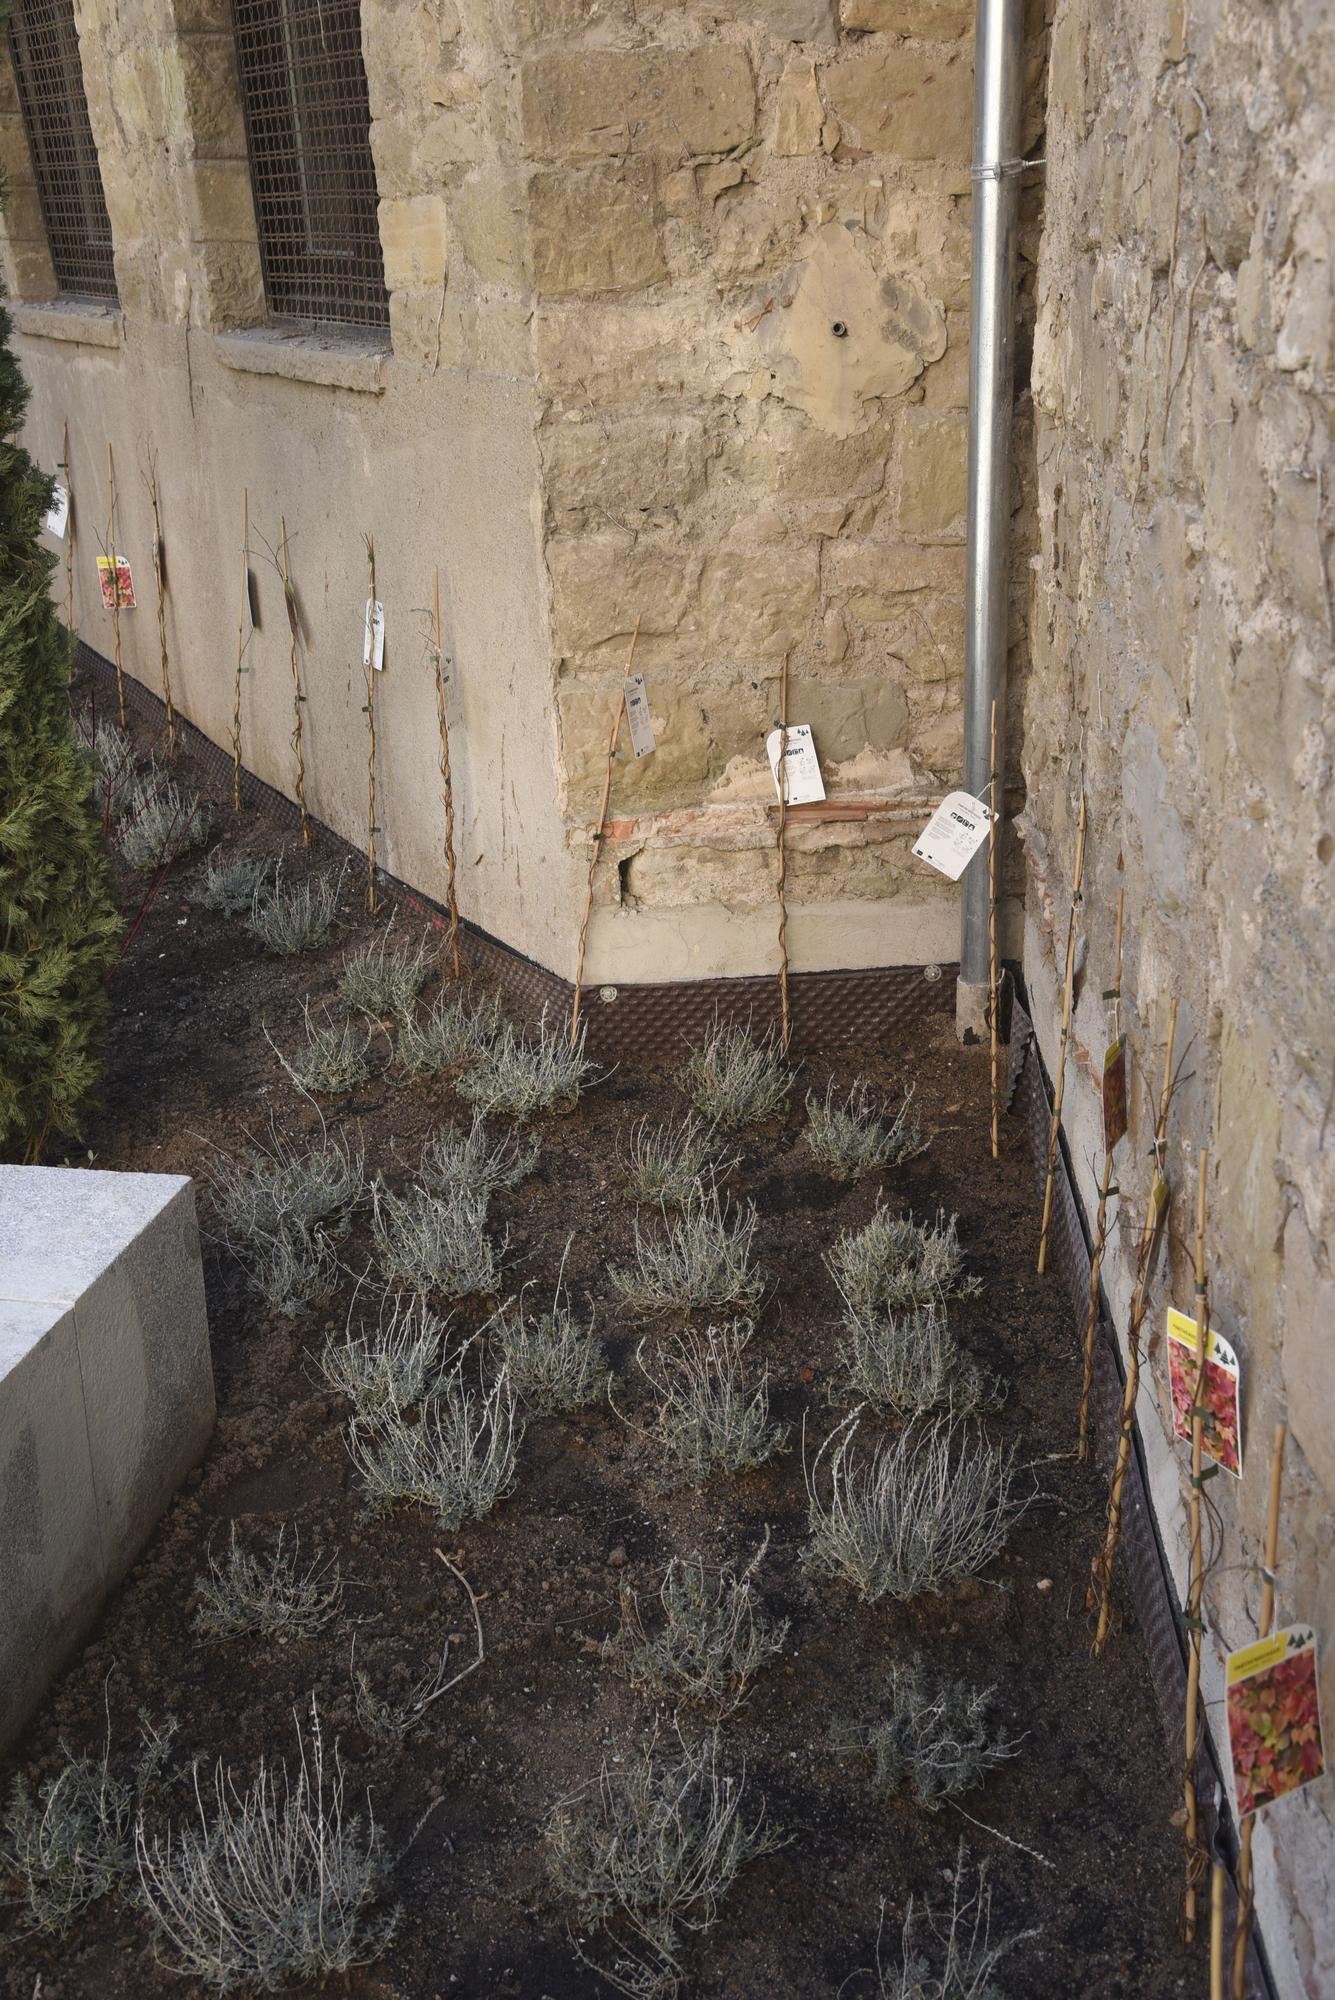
[0,685,1200,2000]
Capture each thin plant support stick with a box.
[570,614,639,1047]
[106,443,125,726]
[1231,1423,1287,2000]
[988,697,1000,1158]
[1038,790,1087,1271]
[146,457,175,754]
[365,534,379,914]
[232,487,248,811]
[1182,1146,1210,1942]
[61,417,73,638]
[1091,996,1179,1656]
[1078,886,1125,1457]
[432,566,461,978]
[1211,1860,1226,2000]
[279,516,308,846]
[775,650,792,1053]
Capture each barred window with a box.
[231,0,387,332]
[7,0,117,301]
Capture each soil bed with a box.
[1,683,1199,1999]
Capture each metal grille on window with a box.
[7,0,117,301]
[231,0,387,331]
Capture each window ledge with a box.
[213,325,389,394]
[11,300,123,349]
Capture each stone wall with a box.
[1024,2,1333,1990]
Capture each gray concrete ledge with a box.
[11,300,124,348]
[213,324,390,393]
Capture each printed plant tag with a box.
[767,724,825,805]
[44,482,68,538]
[97,554,135,611]
[624,671,656,758]
[364,598,385,672]
[912,790,995,881]
[1227,1626,1325,1818]
[242,564,258,639]
[1102,1036,1128,1151]
[1166,1308,1242,1476]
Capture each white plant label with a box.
[912,789,995,880]
[364,597,385,672]
[44,483,68,538]
[624,672,656,758]
[767,724,825,806]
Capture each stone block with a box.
[699,544,820,656]
[0,1167,215,1749]
[542,412,709,527]
[186,160,260,243]
[549,532,699,653]
[522,47,755,159]
[823,45,973,160]
[725,405,893,498]
[774,62,824,156]
[176,33,246,157]
[691,0,837,37]
[533,302,722,402]
[841,0,972,33]
[0,114,35,187]
[453,170,529,286]
[897,409,967,535]
[379,193,448,292]
[530,163,667,297]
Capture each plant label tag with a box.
[624,671,656,758]
[97,554,135,611]
[44,483,68,538]
[364,598,385,672]
[242,565,258,639]
[767,724,825,805]
[1227,1626,1325,1818]
[1166,1308,1242,1476]
[1102,1037,1128,1151]
[912,790,994,880]
[1147,1171,1170,1263]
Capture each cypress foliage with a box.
[0,290,120,1159]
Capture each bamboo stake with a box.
[106,443,125,727]
[1091,996,1179,1655]
[146,458,175,755]
[1231,1423,1287,2000]
[1182,1146,1211,1941]
[1078,886,1125,1456]
[61,418,73,639]
[1038,790,1087,1271]
[279,517,308,846]
[988,697,1000,1158]
[570,615,639,1047]
[775,650,792,1053]
[232,488,248,811]
[365,534,379,915]
[432,566,461,977]
[1210,1861,1226,2000]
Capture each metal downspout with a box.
[956,0,1025,1038]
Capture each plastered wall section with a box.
[1022,2,1334,1991]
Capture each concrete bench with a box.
[0,1167,215,1749]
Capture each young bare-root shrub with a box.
[117,777,209,870]
[626,1324,787,1485]
[611,1183,763,1315]
[835,1302,999,1419]
[135,1701,396,1989]
[2,1715,176,1934]
[419,1111,539,1201]
[835,1660,1019,1813]
[350,1556,483,1739]
[490,1287,608,1416]
[320,1292,450,1419]
[459,1011,600,1118]
[345,1356,523,1529]
[804,1416,1027,1604]
[677,1019,793,1130]
[197,850,274,917]
[868,1846,1035,2000]
[246,862,346,955]
[339,931,432,1020]
[547,1731,783,2000]
[94,719,139,819]
[619,1115,738,1208]
[396,987,500,1077]
[208,1129,366,1249]
[806,1080,928,1181]
[605,1533,788,1717]
[370,1182,505,1298]
[194,1525,342,1642]
[828,1207,980,1322]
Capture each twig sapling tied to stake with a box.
[105,443,126,727]
[1078,886,1125,1457]
[61,417,73,640]
[278,518,309,845]
[570,613,639,1046]
[775,650,792,1053]
[364,534,379,914]
[988,698,1000,1159]
[1231,1423,1287,2000]
[1089,997,1179,1655]
[232,488,249,810]
[1182,1147,1213,1941]
[1038,790,1086,1272]
[432,567,461,977]
[145,454,176,755]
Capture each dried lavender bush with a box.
[271,1004,374,1096]
[246,862,346,955]
[619,1115,737,1208]
[207,1129,366,1248]
[605,1534,788,1717]
[806,1080,928,1180]
[459,1011,600,1118]
[835,1302,999,1419]
[827,1208,980,1322]
[117,778,209,870]
[370,1182,505,1298]
[611,1183,763,1315]
[490,1289,608,1416]
[197,850,274,917]
[835,1659,1019,1812]
[867,1847,1035,1999]
[626,1324,787,1485]
[419,1111,539,1200]
[677,1019,793,1130]
[345,1356,523,1530]
[194,1525,342,1642]
[319,1292,450,1419]
[397,988,501,1077]
[339,931,433,1020]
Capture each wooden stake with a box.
[988,697,1000,1158]
[1038,791,1087,1272]
[1182,1146,1210,1941]
[232,488,248,811]
[1231,1423,1287,1999]
[106,443,125,727]
[1210,1861,1226,2000]
[570,615,639,1047]
[279,517,308,846]
[61,418,73,640]
[1078,886,1125,1457]
[1091,996,1179,1655]
[432,566,461,977]
[775,650,792,1053]
[365,534,379,914]
[146,457,175,755]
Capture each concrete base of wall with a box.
[0,1167,215,1750]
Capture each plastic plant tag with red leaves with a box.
[1227,1627,1325,1818]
